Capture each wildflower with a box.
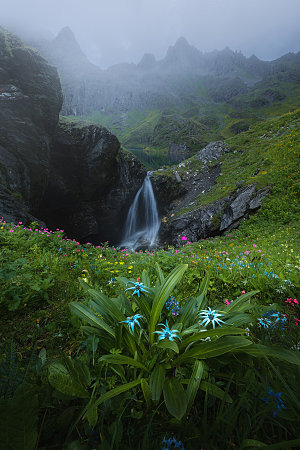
[121,314,143,333]
[154,321,181,341]
[125,281,150,296]
[162,436,185,449]
[224,299,233,306]
[181,236,187,241]
[258,311,287,330]
[165,295,181,316]
[262,388,286,417]
[199,307,225,328]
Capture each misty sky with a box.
[2,0,300,68]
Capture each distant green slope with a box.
[174,109,299,228]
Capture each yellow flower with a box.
[128,265,133,269]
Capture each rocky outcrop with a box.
[0,26,62,223]
[38,119,146,243]
[0,28,146,244]
[152,141,270,246]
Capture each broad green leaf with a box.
[48,362,89,398]
[241,439,267,448]
[85,403,98,428]
[155,262,165,285]
[99,354,149,372]
[156,339,179,353]
[70,302,115,337]
[241,438,300,449]
[149,364,165,401]
[141,378,152,408]
[200,381,232,403]
[173,336,251,365]
[163,377,188,420]
[149,264,188,343]
[88,289,125,322]
[181,327,247,348]
[224,313,253,327]
[93,379,141,409]
[221,290,259,313]
[235,344,300,365]
[186,360,204,413]
[141,269,150,287]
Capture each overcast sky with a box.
[2,0,300,68]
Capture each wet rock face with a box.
[38,120,146,244]
[0,27,62,223]
[153,141,270,246]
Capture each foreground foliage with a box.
[0,220,299,448]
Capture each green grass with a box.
[177,109,300,225]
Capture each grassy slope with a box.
[174,109,299,230]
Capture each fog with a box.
[2,0,300,67]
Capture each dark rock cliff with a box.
[0,28,146,244]
[38,119,146,243]
[0,27,62,223]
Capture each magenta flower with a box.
[182,236,187,241]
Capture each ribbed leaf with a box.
[141,378,152,408]
[181,327,246,348]
[93,379,141,408]
[149,264,188,343]
[70,302,115,337]
[236,344,300,365]
[163,377,188,420]
[141,269,150,287]
[157,339,179,353]
[241,438,300,449]
[200,381,232,403]
[48,362,89,398]
[155,262,165,285]
[186,360,204,413]
[173,336,251,365]
[149,364,165,401]
[99,354,149,372]
[222,290,259,313]
[88,289,125,322]
[224,313,253,327]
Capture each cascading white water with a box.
[121,172,160,250]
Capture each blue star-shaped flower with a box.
[199,307,225,329]
[153,321,181,341]
[121,314,143,333]
[125,281,150,296]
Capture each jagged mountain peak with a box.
[137,53,157,70]
[162,36,203,72]
[52,26,85,57]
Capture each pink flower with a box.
[224,299,233,306]
[137,277,140,282]
[182,236,187,241]
[294,299,299,305]
[241,291,246,294]
[253,244,257,247]
[187,241,191,244]
[244,251,250,255]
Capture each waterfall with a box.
[121,172,160,250]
